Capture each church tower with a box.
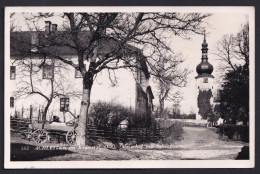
[195,32,214,120]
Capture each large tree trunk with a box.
[42,100,52,129]
[76,70,93,146]
[76,88,91,146]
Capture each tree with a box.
[171,103,181,119]
[149,52,189,115]
[197,90,213,120]
[215,23,249,72]
[11,12,210,146]
[218,66,249,124]
[214,23,249,124]
[11,55,81,127]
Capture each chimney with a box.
[45,21,51,34]
[52,24,58,32]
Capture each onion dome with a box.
[195,31,214,78]
[196,59,213,75]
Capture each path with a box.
[169,126,247,159]
[11,127,248,160]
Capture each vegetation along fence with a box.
[11,118,167,144]
[217,124,249,142]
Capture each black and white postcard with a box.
[4,6,255,168]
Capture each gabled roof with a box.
[11,31,139,56]
[10,30,151,79]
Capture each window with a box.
[75,64,85,78]
[43,65,54,79]
[10,66,16,80]
[60,98,69,112]
[203,78,208,83]
[10,97,14,108]
[75,68,82,78]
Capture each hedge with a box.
[218,124,249,142]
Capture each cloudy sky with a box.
[7,7,252,114]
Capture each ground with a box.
[11,126,248,161]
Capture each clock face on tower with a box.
[203,78,208,83]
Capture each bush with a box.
[89,101,134,129]
[89,101,154,128]
[218,124,249,142]
[88,101,161,145]
[156,119,183,144]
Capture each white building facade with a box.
[9,21,154,123]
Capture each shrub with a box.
[89,101,134,129]
[88,101,163,145]
[218,124,249,142]
[156,119,183,144]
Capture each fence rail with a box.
[11,118,167,144]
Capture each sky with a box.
[167,13,249,113]
[8,8,251,114]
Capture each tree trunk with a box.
[76,88,91,146]
[159,98,164,115]
[42,100,52,129]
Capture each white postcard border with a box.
[4,6,255,169]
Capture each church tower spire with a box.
[196,31,214,78]
[195,32,215,120]
[202,30,208,59]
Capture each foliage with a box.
[156,119,183,144]
[197,90,213,119]
[217,66,249,124]
[168,113,196,119]
[89,101,134,129]
[215,23,249,124]
[164,121,183,144]
[218,124,249,142]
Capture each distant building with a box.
[10,21,154,123]
[195,33,214,120]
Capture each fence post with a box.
[21,107,24,119]
[38,108,41,123]
[29,105,33,122]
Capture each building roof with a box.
[10,30,151,77]
[196,60,214,76]
[11,31,139,56]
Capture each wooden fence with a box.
[86,125,166,143]
[11,118,166,144]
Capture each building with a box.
[195,33,214,120]
[135,54,154,125]
[9,21,154,123]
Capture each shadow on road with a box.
[11,143,73,161]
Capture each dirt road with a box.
[158,126,247,159]
[11,126,248,160]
